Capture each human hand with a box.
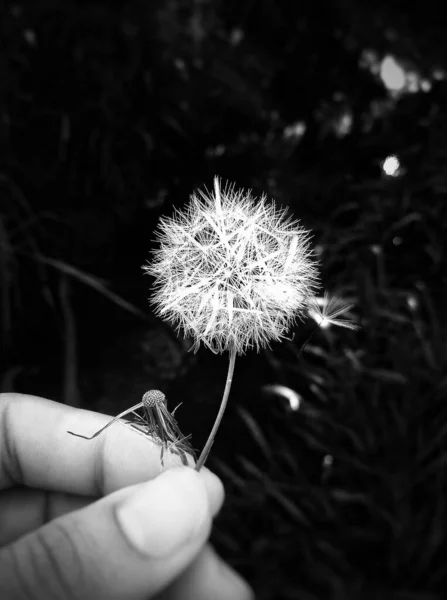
[0,393,253,600]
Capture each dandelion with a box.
[67,390,194,466]
[144,177,320,469]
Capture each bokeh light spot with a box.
[380,55,406,91]
[382,155,400,176]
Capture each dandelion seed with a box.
[67,390,194,466]
[308,293,359,331]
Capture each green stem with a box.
[195,346,237,471]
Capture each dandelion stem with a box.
[195,346,237,471]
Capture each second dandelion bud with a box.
[145,177,320,356]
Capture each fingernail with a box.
[116,467,209,558]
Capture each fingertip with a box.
[156,465,224,517]
[115,466,212,558]
[199,467,225,517]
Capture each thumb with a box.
[0,467,220,600]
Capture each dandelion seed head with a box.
[144,177,320,355]
[142,389,166,408]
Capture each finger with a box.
[0,494,253,600]
[0,468,216,600]
[155,545,254,600]
[0,394,223,507]
[0,393,185,493]
[0,466,223,546]
[0,487,93,546]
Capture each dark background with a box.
[1,1,447,598]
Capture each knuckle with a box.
[24,519,85,600]
[8,519,87,600]
[0,396,24,486]
[0,542,38,600]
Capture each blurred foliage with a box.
[1,0,447,598]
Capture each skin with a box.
[0,393,254,600]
